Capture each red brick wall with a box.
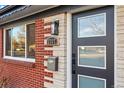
[0,28,3,58]
[0,18,53,88]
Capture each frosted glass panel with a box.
[79,75,105,88]
[78,46,106,68]
[78,13,106,38]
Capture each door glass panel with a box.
[78,13,106,38]
[78,75,106,88]
[78,46,106,69]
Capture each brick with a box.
[0,13,67,88]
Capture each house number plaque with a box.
[45,36,59,46]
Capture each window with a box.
[78,75,106,88]
[78,13,106,38]
[5,29,11,56]
[26,23,35,58]
[0,5,7,9]
[4,23,35,61]
[12,26,25,57]
[78,46,106,69]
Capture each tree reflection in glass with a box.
[12,26,25,57]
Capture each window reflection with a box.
[26,23,35,58]
[12,26,25,57]
[79,75,105,88]
[6,29,11,56]
[78,13,106,38]
[5,24,35,59]
[79,46,106,68]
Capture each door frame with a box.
[66,5,116,88]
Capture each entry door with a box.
[72,6,114,88]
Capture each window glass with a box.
[6,29,11,56]
[26,23,35,58]
[78,46,106,68]
[12,26,25,57]
[5,24,35,60]
[0,5,7,9]
[78,75,106,88]
[78,13,106,38]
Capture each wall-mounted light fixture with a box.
[51,20,59,35]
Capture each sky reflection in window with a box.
[78,13,106,38]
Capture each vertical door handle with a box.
[72,53,76,74]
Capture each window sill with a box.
[2,57,35,68]
[3,56,35,62]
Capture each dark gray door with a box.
[72,6,114,88]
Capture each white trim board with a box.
[114,5,117,88]
[66,13,72,88]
